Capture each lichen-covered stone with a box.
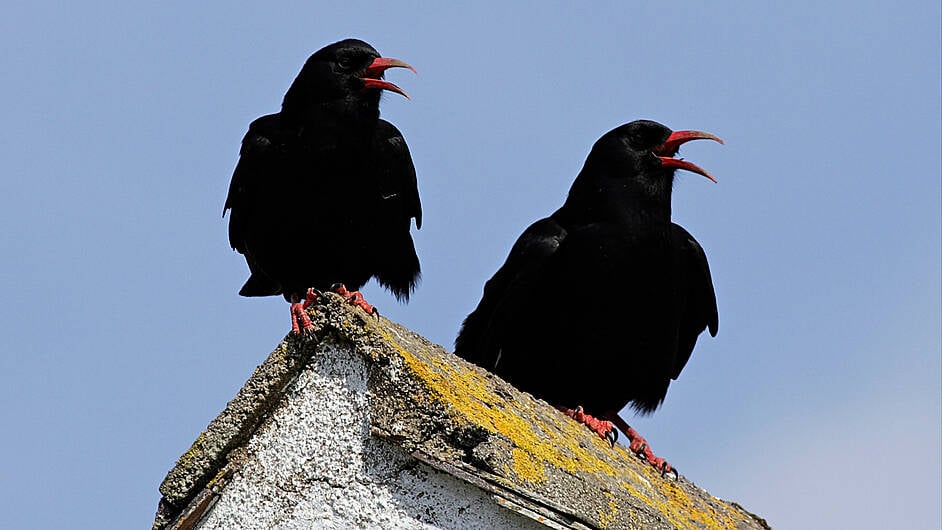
[153,294,770,530]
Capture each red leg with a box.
[608,414,676,478]
[331,284,378,316]
[300,288,320,309]
[557,406,618,446]
[288,290,319,335]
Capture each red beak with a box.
[362,57,416,99]
[655,130,724,182]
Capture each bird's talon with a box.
[663,466,678,480]
[301,287,323,309]
[289,303,315,335]
[606,429,618,447]
[657,461,677,479]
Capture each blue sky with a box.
[1,2,939,528]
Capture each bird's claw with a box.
[289,301,315,335]
[330,283,379,316]
[650,457,677,479]
[301,287,325,309]
[348,292,379,316]
[606,428,618,447]
[559,406,617,446]
[660,463,678,480]
[287,287,328,335]
[635,445,675,479]
[612,420,678,478]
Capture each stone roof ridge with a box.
[153,294,770,530]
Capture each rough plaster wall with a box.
[195,343,540,530]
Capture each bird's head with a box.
[283,39,415,116]
[565,120,722,219]
[592,119,723,185]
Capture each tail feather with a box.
[374,236,421,302]
[239,273,282,297]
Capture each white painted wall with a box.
[195,343,542,530]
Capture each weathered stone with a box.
[154,294,770,530]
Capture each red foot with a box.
[609,414,675,477]
[558,406,617,445]
[289,289,320,334]
[331,284,378,316]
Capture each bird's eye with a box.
[337,57,353,70]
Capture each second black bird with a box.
[455,120,722,475]
[224,39,421,334]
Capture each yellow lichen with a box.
[368,323,754,527]
[176,432,207,468]
[205,468,228,490]
[510,447,546,483]
[598,492,618,528]
[371,326,629,482]
[614,476,751,530]
[659,481,750,530]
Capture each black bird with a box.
[224,39,421,334]
[455,120,721,475]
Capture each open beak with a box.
[655,130,724,182]
[362,57,416,99]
